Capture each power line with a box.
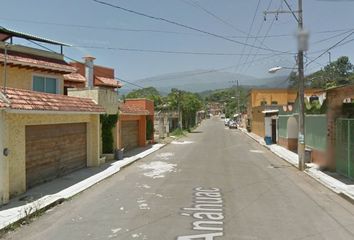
[306,30,354,67]
[74,45,289,56]
[179,0,249,36]
[26,40,146,89]
[235,0,263,72]
[0,17,199,36]
[2,16,353,40]
[241,0,276,73]
[92,0,291,54]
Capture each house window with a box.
[271,101,278,105]
[33,76,58,94]
[260,101,267,106]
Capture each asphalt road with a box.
[3,117,354,240]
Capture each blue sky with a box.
[2,0,354,88]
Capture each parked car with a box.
[229,120,238,129]
[224,118,230,126]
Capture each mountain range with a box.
[120,70,291,95]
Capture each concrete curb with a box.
[0,143,165,231]
[240,128,354,203]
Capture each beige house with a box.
[0,28,105,204]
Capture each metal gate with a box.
[336,118,354,179]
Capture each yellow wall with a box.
[1,112,100,201]
[249,89,321,108]
[0,111,9,203]
[251,106,265,137]
[0,66,64,94]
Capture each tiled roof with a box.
[63,72,86,82]
[0,98,8,109]
[1,87,105,113]
[0,52,75,73]
[119,103,150,115]
[95,76,122,88]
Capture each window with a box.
[33,76,58,94]
[271,101,278,105]
[260,101,267,106]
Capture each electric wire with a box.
[74,45,290,56]
[26,40,146,89]
[235,0,262,72]
[306,30,354,67]
[92,0,291,54]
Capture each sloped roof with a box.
[95,76,122,88]
[63,72,87,82]
[0,87,105,113]
[119,103,150,115]
[0,52,75,73]
[0,26,70,46]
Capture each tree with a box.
[306,56,354,88]
[126,87,162,106]
[167,89,203,130]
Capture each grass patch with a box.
[170,128,186,137]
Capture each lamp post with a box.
[266,0,307,171]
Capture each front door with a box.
[271,119,277,144]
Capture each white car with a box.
[224,118,230,126]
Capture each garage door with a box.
[26,123,87,188]
[121,121,139,151]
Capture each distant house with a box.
[247,88,323,142]
[118,99,154,152]
[154,110,179,139]
[0,27,104,204]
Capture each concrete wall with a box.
[0,112,100,204]
[326,85,354,171]
[251,106,265,137]
[0,111,9,204]
[0,66,64,94]
[68,87,119,115]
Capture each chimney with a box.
[83,55,96,88]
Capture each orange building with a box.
[247,88,322,138]
[117,99,154,151]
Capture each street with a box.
[3,117,354,240]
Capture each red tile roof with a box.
[0,98,8,109]
[119,103,150,115]
[95,76,122,88]
[1,87,105,113]
[63,72,86,82]
[0,52,75,73]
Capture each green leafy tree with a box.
[167,89,203,130]
[305,56,354,88]
[126,87,162,106]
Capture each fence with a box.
[278,115,290,138]
[305,115,327,151]
[336,118,354,179]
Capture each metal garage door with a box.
[122,121,139,151]
[25,123,87,188]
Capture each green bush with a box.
[100,114,118,154]
[146,117,153,140]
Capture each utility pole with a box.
[328,51,332,64]
[264,0,307,171]
[237,80,240,114]
[177,90,183,129]
[297,0,306,171]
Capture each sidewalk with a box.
[0,143,165,231]
[240,128,354,202]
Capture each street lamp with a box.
[268,66,296,74]
[265,0,307,171]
